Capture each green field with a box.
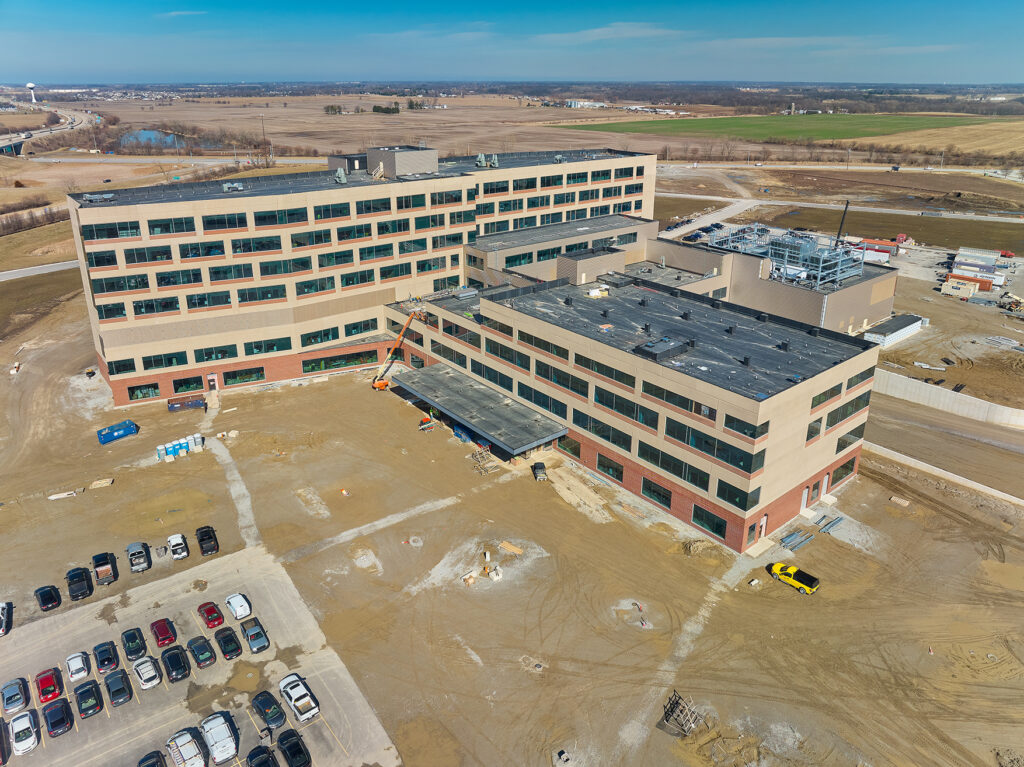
[566,114,991,142]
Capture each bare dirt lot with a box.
[654,197,728,227]
[2,277,1024,766]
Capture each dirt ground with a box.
[654,197,728,227]
[3,276,1024,766]
[0,112,50,133]
[840,120,1024,155]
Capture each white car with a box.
[168,533,190,560]
[11,710,38,755]
[200,712,238,764]
[225,593,251,620]
[279,674,319,722]
[66,651,90,682]
[133,656,162,690]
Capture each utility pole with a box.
[940,150,944,170]
[847,147,851,170]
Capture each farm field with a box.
[839,119,1024,155]
[0,112,49,133]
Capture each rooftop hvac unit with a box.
[475,153,487,167]
[554,154,564,163]
[222,182,244,193]
[490,154,500,168]
[334,168,347,184]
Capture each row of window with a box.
[482,166,643,197]
[811,366,875,409]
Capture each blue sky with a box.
[3,0,1022,84]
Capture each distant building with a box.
[566,100,607,109]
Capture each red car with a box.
[197,602,224,628]
[150,618,176,647]
[36,668,62,703]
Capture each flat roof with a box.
[472,214,647,252]
[71,149,649,209]
[490,277,873,400]
[865,314,922,337]
[392,364,567,454]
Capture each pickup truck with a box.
[66,568,93,601]
[126,543,151,573]
[279,674,319,722]
[92,553,117,586]
[531,462,548,481]
[200,713,237,764]
[166,729,207,767]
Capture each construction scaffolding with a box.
[660,690,707,737]
[709,225,866,291]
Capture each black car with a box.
[65,568,93,601]
[214,627,242,660]
[187,636,217,669]
[74,680,103,719]
[104,669,133,706]
[121,627,147,662]
[276,730,311,767]
[139,753,167,767]
[710,222,725,230]
[43,698,73,738]
[682,233,701,242]
[94,641,119,674]
[196,526,219,556]
[34,585,61,611]
[161,645,191,682]
[252,691,286,730]
[247,746,280,767]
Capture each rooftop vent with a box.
[712,299,723,309]
[681,311,690,320]
[809,327,821,337]
[633,336,688,362]
[564,297,573,306]
[687,339,697,348]
[643,322,651,335]
[757,312,769,322]
[742,356,751,366]
[780,340,790,351]
[601,309,611,318]
[639,297,648,307]
[726,325,735,335]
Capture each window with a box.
[575,354,634,387]
[345,318,378,337]
[537,246,561,262]
[483,220,510,235]
[124,246,172,265]
[591,169,611,182]
[155,268,202,287]
[380,262,412,280]
[173,376,204,394]
[186,291,231,310]
[558,435,581,457]
[356,198,391,216]
[223,367,265,386]
[237,285,286,303]
[339,269,374,287]
[602,185,622,198]
[669,418,765,473]
[613,202,633,214]
[141,351,187,370]
[566,172,587,185]
[692,505,727,539]
[231,236,281,254]
[597,453,624,482]
[615,167,634,180]
[505,252,533,268]
[291,229,331,249]
[318,250,354,268]
[295,276,335,295]
[430,340,466,368]
[642,382,716,421]
[376,218,410,236]
[595,387,658,428]
[96,303,126,320]
[837,423,865,453]
[107,358,135,375]
[711,287,727,299]
[81,221,140,240]
[202,213,246,231]
[518,330,568,360]
[432,233,463,249]
[397,194,426,210]
[417,256,447,273]
[337,223,373,242]
[254,208,307,227]
[590,205,611,217]
[442,319,481,347]
[825,391,871,429]
[475,202,495,216]
[513,215,536,230]
[806,418,823,441]
[259,257,312,276]
[430,190,462,205]
[567,209,587,221]
[133,297,180,315]
[812,383,843,409]
[87,251,117,268]
[127,383,160,400]
[592,237,613,249]
[625,183,644,195]
[483,180,509,195]
[717,481,760,511]
[415,214,445,230]
[832,456,857,486]
[194,344,237,362]
[209,264,253,282]
[540,174,563,188]
[724,415,769,439]
[572,410,631,451]
[486,338,528,369]
[638,442,710,491]
[847,366,875,388]
[641,477,672,509]
[449,209,476,225]
[634,200,643,211]
[540,212,563,225]
[498,199,523,214]
[148,217,195,236]
[636,165,646,177]
[398,238,427,255]
[518,382,567,419]
[359,244,394,262]
[513,177,537,191]
[481,316,513,335]
[527,195,550,210]
[180,241,226,259]
[537,360,588,397]
[314,202,350,221]
[471,359,513,392]
[467,254,484,269]
[554,192,576,205]
[244,337,292,355]
[301,327,340,347]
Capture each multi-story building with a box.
[67,146,655,405]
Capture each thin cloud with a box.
[157,10,208,17]
[532,22,682,46]
[366,21,494,44]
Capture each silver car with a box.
[2,678,27,715]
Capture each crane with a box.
[371,309,425,390]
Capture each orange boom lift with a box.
[371,310,425,390]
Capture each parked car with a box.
[201,712,238,764]
[531,462,548,481]
[187,636,217,669]
[126,542,152,573]
[225,593,251,620]
[276,729,311,767]
[198,602,224,628]
[138,752,168,767]
[161,645,191,682]
[151,618,177,647]
[65,567,94,601]
[74,680,103,718]
[104,669,133,706]
[94,641,120,674]
[168,534,190,560]
[196,526,219,556]
[769,562,820,595]
[214,627,242,660]
[682,233,701,242]
[121,627,147,661]
[0,601,10,636]
[43,698,73,738]
[165,730,206,767]
[133,657,162,690]
[251,691,286,730]
[92,552,118,585]
[10,711,38,755]
[34,585,61,611]
[241,618,269,653]
[66,652,89,682]
[35,668,61,703]
[2,679,27,715]
[278,675,318,723]
[247,746,280,767]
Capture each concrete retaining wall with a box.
[874,370,1024,428]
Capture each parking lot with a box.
[0,546,400,766]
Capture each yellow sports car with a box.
[769,563,820,595]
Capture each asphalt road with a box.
[1,109,92,152]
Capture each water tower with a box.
[26,83,37,103]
